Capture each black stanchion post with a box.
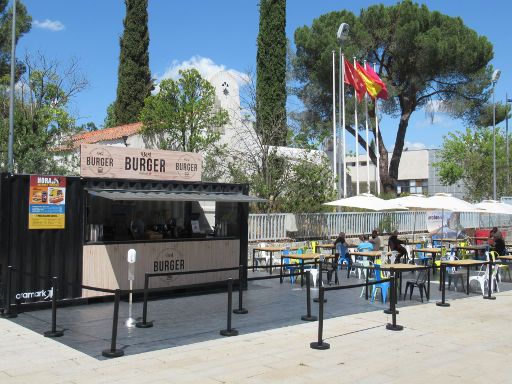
[44,276,63,337]
[484,259,496,300]
[313,260,327,303]
[233,265,248,314]
[220,278,238,336]
[383,268,399,315]
[279,256,283,284]
[136,273,153,328]
[436,264,450,307]
[301,271,317,322]
[310,287,330,350]
[102,290,124,358]
[427,266,431,300]
[1,265,17,318]
[386,273,403,331]
[365,269,369,300]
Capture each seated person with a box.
[388,230,408,263]
[357,234,374,252]
[488,227,498,246]
[334,232,351,270]
[369,229,381,251]
[493,230,506,256]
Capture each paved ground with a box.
[1,270,511,383]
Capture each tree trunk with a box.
[380,104,414,194]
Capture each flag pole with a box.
[332,50,337,194]
[353,57,359,195]
[373,62,381,196]
[338,48,343,197]
[364,60,370,193]
[8,0,17,173]
[341,52,347,197]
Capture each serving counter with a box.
[82,238,240,297]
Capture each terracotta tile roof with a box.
[57,122,143,151]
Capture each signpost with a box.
[126,249,136,328]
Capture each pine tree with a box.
[256,0,287,146]
[113,0,152,125]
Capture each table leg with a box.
[399,272,403,300]
[466,267,470,295]
[269,251,273,275]
[300,260,305,287]
[252,249,256,272]
[279,256,283,284]
[432,253,436,276]
[427,266,431,300]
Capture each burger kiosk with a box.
[0,145,262,307]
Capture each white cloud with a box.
[404,141,427,150]
[33,19,65,31]
[158,56,249,85]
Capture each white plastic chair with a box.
[469,257,499,295]
[254,242,269,271]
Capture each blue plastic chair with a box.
[336,242,351,270]
[416,243,430,266]
[282,249,298,284]
[371,264,390,303]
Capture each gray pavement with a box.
[1,269,511,382]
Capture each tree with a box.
[435,127,509,201]
[293,1,494,193]
[0,0,31,85]
[113,0,152,125]
[256,0,287,146]
[139,69,229,180]
[0,53,88,173]
[227,72,335,213]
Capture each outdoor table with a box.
[439,259,488,297]
[380,263,430,301]
[411,248,442,274]
[279,253,334,287]
[252,245,300,274]
[454,245,488,259]
[349,251,389,258]
[316,243,358,254]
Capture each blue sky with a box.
[17,0,512,152]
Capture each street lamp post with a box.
[492,69,501,200]
[506,94,512,189]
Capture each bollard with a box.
[44,276,64,337]
[386,273,403,331]
[483,259,496,300]
[136,274,153,328]
[220,279,238,336]
[1,266,17,318]
[102,290,124,358]
[313,260,327,303]
[233,265,248,314]
[436,264,450,307]
[301,271,317,321]
[310,287,330,350]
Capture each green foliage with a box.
[0,54,87,174]
[279,155,337,213]
[140,69,228,152]
[103,102,117,128]
[256,0,287,146]
[435,127,510,201]
[140,69,229,180]
[293,1,494,192]
[0,0,31,85]
[378,214,398,235]
[113,0,152,125]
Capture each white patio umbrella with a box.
[425,193,483,239]
[391,194,432,240]
[475,200,512,228]
[325,193,408,211]
[475,200,512,215]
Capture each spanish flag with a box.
[358,62,388,100]
[344,59,366,102]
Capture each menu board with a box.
[28,175,66,229]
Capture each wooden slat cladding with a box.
[82,240,240,297]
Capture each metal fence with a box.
[248,211,512,242]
